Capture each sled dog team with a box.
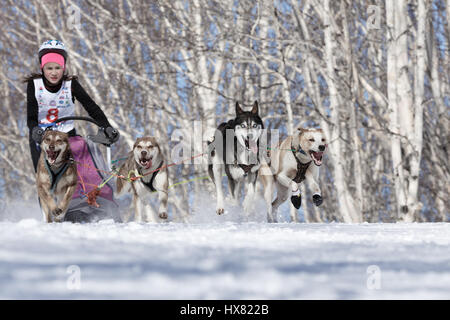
[37,101,327,223]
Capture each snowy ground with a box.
[0,197,449,299]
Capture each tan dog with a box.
[260,128,327,222]
[116,137,169,222]
[36,130,77,223]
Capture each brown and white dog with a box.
[116,137,169,222]
[260,128,327,222]
[36,130,77,223]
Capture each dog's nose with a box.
[319,145,325,151]
[49,144,55,150]
[141,150,147,156]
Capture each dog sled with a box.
[33,116,120,223]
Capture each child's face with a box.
[43,62,64,84]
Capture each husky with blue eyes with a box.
[208,101,264,216]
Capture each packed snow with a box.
[0,196,449,300]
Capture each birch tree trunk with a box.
[386,0,406,221]
[322,0,361,223]
[343,1,364,217]
[408,0,427,221]
[386,0,426,222]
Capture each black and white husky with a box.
[208,101,264,215]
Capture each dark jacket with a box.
[27,77,111,171]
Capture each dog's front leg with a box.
[212,164,225,215]
[276,172,293,189]
[40,201,52,223]
[134,195,144,223]
[143,201,157,223]
[271,181,290,213]
[157,190,168,220]
[230,179,241,206]
[305,167,323,206]
[154,172,169,220]
[277,171,302,212]
[53,184,76,222]
[259,162,276,222]
[261,175,276,223]
[37,186,58,223]
[272,172,294,211]
[243,173,258,215]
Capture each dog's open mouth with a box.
[46,149,60,165]
[310,151,323,166]
[139,157,153,169]
[245,138,258,154]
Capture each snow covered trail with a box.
[1,211,449,299]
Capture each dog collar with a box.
[292,144,307,156]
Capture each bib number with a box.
[46,108,59,122]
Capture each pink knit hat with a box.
[40,52,65,69]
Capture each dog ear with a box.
[235,102,244,115]
[251,101,259,115]
[297,127,308,136]
[58,131,69,143]
[133,138,142,150]
[42,129,51,140]
[150,137,160,150]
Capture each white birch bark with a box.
[386,0,407,220]
[342,2,364,217]
[406,0,427,221]
[322,0,361,223]
[395,0,416,222]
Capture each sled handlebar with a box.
[34,116,119,146]
[53,116,100,127]
[88,127,119,147]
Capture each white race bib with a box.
[34,78,75,133]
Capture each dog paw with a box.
[53,214,66,223]
[52,208,63,216]
[217,208,224,215]
[291,194,302,209]
[267,214,277,223]
[312,194,323,206]
[159,212,168,219]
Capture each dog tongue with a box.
[47,150,58,163]
[312,151,323,158]
[311,151,323,164]
[141,159,152,169]
[249,140,258,154]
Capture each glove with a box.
[31,126,45,144]
[312,194,323,207]
[105,127,120,144]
